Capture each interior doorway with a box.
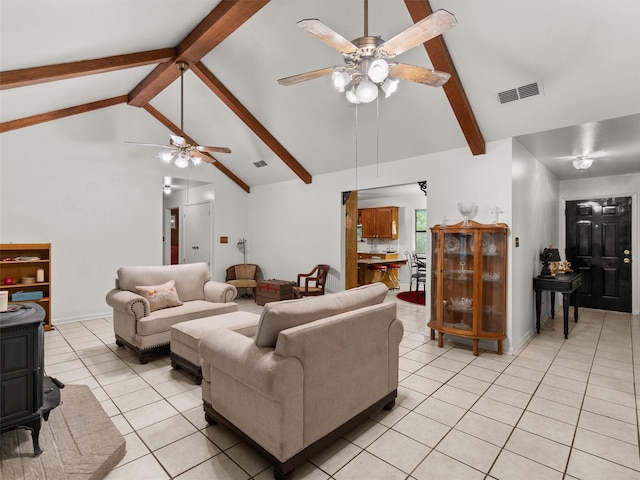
[344,182,427,290]
[168,207,179,264]
[162,177,214,269]
[565,197,632,312]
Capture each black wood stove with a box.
[1,303,62,455]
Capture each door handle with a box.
[623,249,630,255]
[623,258,630,264]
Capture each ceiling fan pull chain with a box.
[355,103,359,191]
[376,94,380,178]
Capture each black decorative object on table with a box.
[538,247,561,278]
[0,303,62,455]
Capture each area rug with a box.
[0,384,125,480]
[397,291,426,305]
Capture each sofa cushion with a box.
[254,283,388,347]
[171,311,260,353]
[135,280,183,312]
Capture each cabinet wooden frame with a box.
[0,243,52,330]
[428,221,508,355]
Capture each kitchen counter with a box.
[357,252,400,260]
[357,258,407,288]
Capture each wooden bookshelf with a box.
[1,243,52,330]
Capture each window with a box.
[415,209,427,254]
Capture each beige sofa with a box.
[106,262,238,363]
[199,283,403,479]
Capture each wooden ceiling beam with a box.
[0,96,128,133]
[404,0,485,155]
[0,49,176,90]
[143,104,251,193]
[128,0,270,107]
[191,62,312,184]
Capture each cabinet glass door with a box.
[480,232,504,334]
[430,232,439,322]
[442,232,474,331]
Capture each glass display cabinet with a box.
[428,221,508,355]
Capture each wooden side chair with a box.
[295,264,330,297]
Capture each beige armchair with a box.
[225,263,260,297]
[198,283,402,479]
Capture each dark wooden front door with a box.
[565,197,632,312]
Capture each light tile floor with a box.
[41,293,640,479]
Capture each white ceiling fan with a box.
[127,62,230,168]
[278,0,457,104]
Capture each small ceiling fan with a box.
[127,61,230,168]
[278,0,457,104]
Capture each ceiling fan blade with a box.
[297,19,359,55]
[170,134,187,147]
[126,141,173,149]
[278,66,337,86]
[195,145,232,154]
[378,9,457,58]
[389,63,451,87]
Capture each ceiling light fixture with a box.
[330,48,397,104]
[573,156,594,170]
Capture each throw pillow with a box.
[135,280,183,312]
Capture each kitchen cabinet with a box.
[428,221,508,355]
[0,244,52,330]
[359,207,399,239]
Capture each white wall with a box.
[0,105,249,323]
[559,173,640,314]
[511,140,560,353]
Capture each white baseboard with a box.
[52,311,112,325]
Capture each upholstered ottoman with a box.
[170,311,260,384]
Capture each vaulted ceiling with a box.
[2,0,639,192]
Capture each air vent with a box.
[497,81,543,104]
[253,160,268,168]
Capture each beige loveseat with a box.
[199,283,403,479]
[106,262,238,363]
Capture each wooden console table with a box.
[534,273,582,339]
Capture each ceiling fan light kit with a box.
[355,77,378,103]
[278,1,457,105]
[381,77,399,98]
[573,156,594,170]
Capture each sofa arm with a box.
[200,328,301,397]
[105,289,149,319]
[204,281,237,303]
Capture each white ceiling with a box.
[1,0,639,187]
